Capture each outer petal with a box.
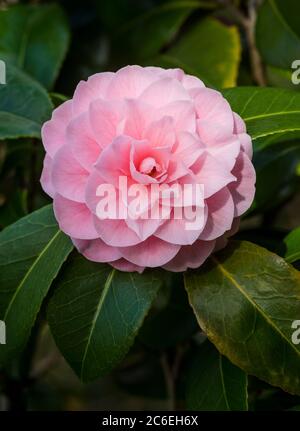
[51,145,89,203]
[140,77,190,107]
[72,72,114,116]
[107,65,159,99]
[41,100,73,158]
[195,88,233,142]
[119,236,180,267]
[229,152,256,216]
[40,154,55,198]
[93,216,141,247]
[162,239,215,272]
[53,194,98,239]
[200,187,234,240]
[72,238,121,262]
[110,258,145,273]
[192,152,236,198]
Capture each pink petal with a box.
[140,77,190,107]
[155,206,207,245]
[89,99,123,148]
[51,145,89,203]
[155,100,196,133]
[93,216,141,247]
[66,112,101,171]
[229,152,256,216]
[40,154,54,198]
[95,135,132,185]
[206,137,240,172]
[119,236,180,267]
[85,168,108,214]
[233,112,246,134]
[192,152,236,198]
[195,88,233,142]
[107,65,159,99]
[163,239,215,272]
[41,100,72,157]
[125,217,163,242]
[53,194,98,239]
[173,132,204,168]
[181,74,205,91]
[72,72,114,116]
[121,99,154,139]
[109,258,144,273]
[238,133,253,159]
[200,187,234,240]
[72,238,121,262]
[144,116,175,148]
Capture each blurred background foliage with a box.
[1,0,300,411]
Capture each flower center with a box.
[139,157,161,177]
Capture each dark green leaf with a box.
[0,4,70,89]
[47,254,162,382]
[184,241,300,395]
[117,1,201,62]
[0,205,73,365]
[223,87,300,148]
[155,17,241,88]
[256,0,300,70]
[284,227,300,263]
[0,63,53,139]
[252,142,300,212]
[185,341,248,410]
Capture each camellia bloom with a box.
[41,65,255,272]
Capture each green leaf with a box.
[252,141,300,212]
[266,65,298,90]
[185,341,248,411]
[0,63,53,139]
[0,205,73,365]
[139,273,198,349]
[284,227,300,263]
[155,17,241,88]
[117,1,203,62]
[222,87,300,148]
[0,4,70,89]
[256,0,300,70]
[47,254,162,382]
[184,241,300,395]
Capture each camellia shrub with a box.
[0,0,300,411]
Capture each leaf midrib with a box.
[80,269,116,379]
[211,256,300,358]
[3,229,62,321]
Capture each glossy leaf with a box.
[256,0,300,70]
[0,4,70,89]
[184,241,300,395]
[155,17,241,88]
[0,63,53,139]
[284,227,300,263]
[47,254,163,382]
[252,142,300,212]
[223,87,300,147]
[0,205,73,365]
[186,341,248,411]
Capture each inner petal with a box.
[139,157,161,176]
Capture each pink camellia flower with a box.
[41,65,255,273]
